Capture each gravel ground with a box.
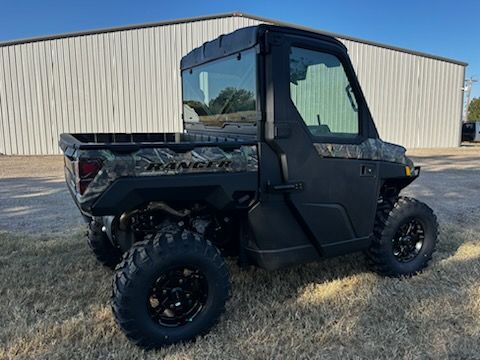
[0,156,84,233]
[404,145,480,227]
[0,146,479,233]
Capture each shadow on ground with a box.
[0,177,84,233]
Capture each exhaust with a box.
[118,202,191,230]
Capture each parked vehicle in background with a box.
[462,122,480,142]
[59,24,439,349]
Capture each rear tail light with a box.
[75,159,102,195]
[79,160,101,178]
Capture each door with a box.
[264,32,379,256]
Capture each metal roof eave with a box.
[242,13,468,67]
[0,11,468,67]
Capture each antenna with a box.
[463,76,478,121]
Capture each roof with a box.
[181,25,261,70]
[181,24,348,70]
[0,12,468,67]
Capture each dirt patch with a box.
[0,156,83,234]
[406,146,480,227]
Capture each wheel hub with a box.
[148,266,208,327]
[392,218,425,263]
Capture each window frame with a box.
[286,41,367,145]
[181,47,260,131]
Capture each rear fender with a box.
[90,172,258,216]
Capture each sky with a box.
[0,0,479,98]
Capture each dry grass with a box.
[0,220,479,360]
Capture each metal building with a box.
[0,13,467,155]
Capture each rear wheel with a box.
[112,226,230,348]
[87,221,122,269]
[367,196,438,277]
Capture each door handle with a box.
[267,181,304,193]
[360,164,376,177]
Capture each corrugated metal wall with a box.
[0,15,465,155]
[0,17,262,155]
[341,39,465,148]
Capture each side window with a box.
[289,46,359,139]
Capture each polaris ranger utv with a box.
[60,24,438,348]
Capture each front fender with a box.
[378,162,420,195]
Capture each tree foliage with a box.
[208,87,255,114]
[184,87,255,118]
[184,100,208,116]
[467,97,480,121]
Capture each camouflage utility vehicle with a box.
[60,25,438,348]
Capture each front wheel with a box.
[112,226,230,348]
[367,197,438,277]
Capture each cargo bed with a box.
[59,132,259,215]
[60,128,257,153]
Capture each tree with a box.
[184,100,208,116]
[208,87,255,114]
[467,97,480,121]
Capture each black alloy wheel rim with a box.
[148,266,208,327]
[392,218,425,263]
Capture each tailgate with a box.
[63,155,77,196]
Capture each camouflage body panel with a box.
[77,145,258,204]
[314,138,414,167]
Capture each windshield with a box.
[182,49,257,128]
